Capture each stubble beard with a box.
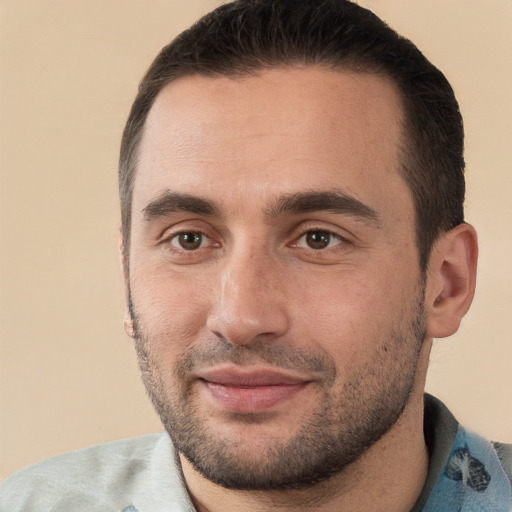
[130,291,427,491]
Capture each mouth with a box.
[196,367,312,413]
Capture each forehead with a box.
[134,67,411,222]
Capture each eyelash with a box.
[162,226,350,257]
[166,230,217,254]
[292,230,344,251]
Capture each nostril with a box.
[207,309,290,346]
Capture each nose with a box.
[206,247,290,346]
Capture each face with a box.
[127,67,427,490]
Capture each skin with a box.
[123,67,478,511]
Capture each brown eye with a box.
[299,230,341,250]
[172,231,205,250]
[306,231,332,249]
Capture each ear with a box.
[425,223,478,339]
[118,232,135,338]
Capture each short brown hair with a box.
[120,0,465,271]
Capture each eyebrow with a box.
[142,189,379,225]
[265,191,379,224]
[142,191,220,220]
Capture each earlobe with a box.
[124,311,135,338]
[426,223,478,339]
[118,232,134,338]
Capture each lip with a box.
[196,366,311,413]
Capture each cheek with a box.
[130,266,213,347]
[290,263,418,360]
[295,285,382,359]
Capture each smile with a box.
[196,367,311,413]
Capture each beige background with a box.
[0,0,511,479]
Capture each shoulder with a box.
[417,395,512,512]
[0,433,192,512]
[493,441,512,485]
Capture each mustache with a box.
[180,340,336,379]
[135,332,337,386]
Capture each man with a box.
[1,0,510,510]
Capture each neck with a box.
[181,346,431,512]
